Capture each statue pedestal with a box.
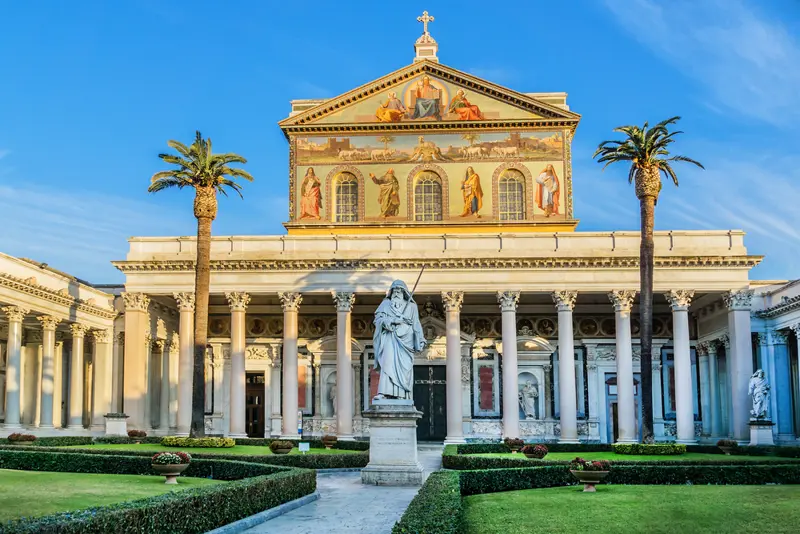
[361,399,424,486]
[748,419,775,446]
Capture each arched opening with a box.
[413,170,443,221]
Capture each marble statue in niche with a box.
[518,379,539,419]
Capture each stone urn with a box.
[719,446,735,456]
[9,440,35,446]
[271,446,292,455]
[321,435,338,450]
[523,452,544,460]
[570,470,609,492]
[151,463,189,485]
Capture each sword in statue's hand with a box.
[402,265,426,314]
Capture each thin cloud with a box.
[0,149,9,161]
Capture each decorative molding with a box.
[564,129,574,218]
[552,290,577,312]
[36,315,61,331]
[27,331,43,343]
[2,306,29,323]
[664,289,695,311]
[278,292,303,312]
[696,341,711,357]
[0,273,116,319]
[608,290,636,312]
[755,294,800,318]
[116,332,125,344]
[461,354,471,382]
[497,290,520,312]
[68,323,90,338]
[718,334,731,349]
[173,292,195,312]
[90,329,111,344]
[245,346,272,360]
[332,291,355,312]
[225,292,251,312]
[769,329,789,345]
[169,333,180,355]
[152,339,165,351]
[441,291,464,312]
[652,362,662,372]
[723,289,753,311]
[122,292,150,312]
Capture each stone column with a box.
[651,360,665,438]
[707,341,722,437]
[279,292,302,438]
[173,293,194,436]
[35,315,59,428]
[353,360,363,422]
[665,290,696,444]
[723,290,755,443]
[168,333,179,430]
[2,306,27,429]
[498,291,520,439]
[90,329,113,430]
[609,290,637,443]
[543,363,553,419]
[67,323,89,430]
[697,342,711,436]
[159,337,170,431]
[553,290,579,443]
[769,330,793,440]
[122,293,150,430]
[332,291,355,439]
[226,292,250,438]
[270,355,282,436]
[443,291,465,444]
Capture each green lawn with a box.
[462,485,800,533]
[0,469,220,522]
[60,443,359,455]
[467,451,790,462]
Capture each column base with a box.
[90,424,105,432]
[614,438,639,445]
[174,432,190,437]
[337,434,356,441]
[3,423,23,430]
[280,433,301,440]
[229,433,248,439]
[444,436,467,445]
[558,438,580,444]
[66,424,85,431]
[36,424,54,430]
[676,439,698,445]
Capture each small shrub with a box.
[520,444,548,459]
[161,436,235,448]
[94,436,131,445]
[270,440,294,453]
[612,443,686,456]
[569,457,610,471]
[127,429,146,438]
[717,439,738,448]
[103,412,127,418]
[7,433,36,442]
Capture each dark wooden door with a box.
[413,365,447,441]
[246,373,265,438]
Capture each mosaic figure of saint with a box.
[370,169,401,217]
[535,164,560,217]
[375,91,407,122]
[460,166,483,217]
[411,76,441,120]
[448,89,483,120]
[299,167,322,220]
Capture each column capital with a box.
[722,289,753,311]
[278,292,303,312]
[90,329,111,344]
[152,338,166,351]
[441,291,464,312]
[122,292,150,312]
[665,290,695,311]
[718,333,731,349]
[331,291,355,312]
[697,341,718,356]
[552,290,577,312]
[169,332,180,355]
[652,361,663,372]
[497,290,520,312]
[69,323,90,338]
[768,329,789,345]
[608,290,636,312]
[225,291,251,312]
[36,315,61,331]
[2,305,29,323]
[173,292,195,311]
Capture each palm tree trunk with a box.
[639,194,655,443]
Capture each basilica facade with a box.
[2,27,799,445]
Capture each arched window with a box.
[414,171,443,222]
[334,172,358,222]
[498,169,525,221]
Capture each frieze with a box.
[0,273,116,319]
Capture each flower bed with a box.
[161,436,235,448]
[612,443,686,455]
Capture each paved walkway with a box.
[243,445,442,534]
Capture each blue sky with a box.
[1,0,799,283]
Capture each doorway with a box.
[605,372,642,443]
[245,373,265,438]
[413,365,447,441]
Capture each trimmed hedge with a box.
[234,437,370,451]
[392,471,461,534]
[161,436,235,448]
[0,450,315,534]
[612,443,686,455]
[0,436,93,448]
[456,442,613,455]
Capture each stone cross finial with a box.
[417,10,434,34]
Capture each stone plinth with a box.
[748,419,775,446]
[104,414,129,437]
[361,399,423,486]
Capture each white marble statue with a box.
[748,369,770,419]
[372,280,426,400]
[518,380,539,419]
[329,384,337,415]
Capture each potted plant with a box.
[7,433,36,445]
[151,451,192,484]
[269,440,294,455]
[128,429,147,444]
[504,437,525,453]
[717,439,738,455]
[321,434,338,450]
[521,444,548,460]
[569,457,611,492]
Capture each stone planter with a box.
[271,447,292,455]
[104,413,129,437]
[151,463,189,484]
[322,437,338,450]
[9,440,36,446]
[570,470,609,492]
[508,445,522,453]
[523,453,545,460]
[719,446,735,456]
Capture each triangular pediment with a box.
[419,315,475,343]
[280,61,580,130]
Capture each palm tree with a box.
[378,135,395,150]
[593,116,703,443]
[461,133,480,146]
[148,131,253,437]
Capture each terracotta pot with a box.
[719,446,735,456]
[569,470,609,492]
[271,447,292,455]
[151,463,190,484]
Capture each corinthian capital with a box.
[497,291,520,312]
[608,290,636,312]
[37,315,61,331]
[122,292,150,312]
[665,290,695,311]
[225,292,251,312]
[552,290,578,312]
[441,291,464,312]
[723,289,753,311]
[173,292,195,312]
[332,291,355,312]
[2,306,29,323]
[69,323,90,338]
[90,329,111,344]
[278,292,302,312]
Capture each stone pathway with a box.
[243,445,442,534]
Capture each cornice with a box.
[0,272,117,320]
[754,294,800,319]
[113,255,763,273]
[281,119,580,136]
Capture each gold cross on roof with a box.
[417,10,434,34]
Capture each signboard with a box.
[297,410,303,436]
[298,442,310,454]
